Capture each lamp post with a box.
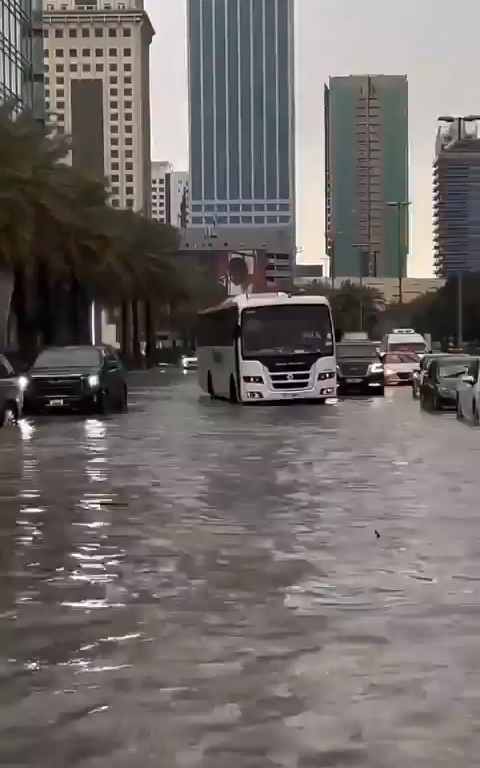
[437,115,480,347]
[386,201,410,306]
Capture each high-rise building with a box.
[325,75,409,279]
[187,0,295,276]
[151,161,189,227]
[433,118,480,277]
[42,0,154,213]
[0,0,45,120]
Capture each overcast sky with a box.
[146,0,480,277]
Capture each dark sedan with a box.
[336,341,385,396]
[420,355,472,411]
[23,345,128,415]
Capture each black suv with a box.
[23,345,128,415]
[336,341,384,396]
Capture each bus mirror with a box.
[334,328,343,343]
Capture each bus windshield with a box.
[241,304,333,357]
[389,341,426,353]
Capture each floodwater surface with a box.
[0,372,480,767]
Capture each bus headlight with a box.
[317,371,336,381]
[243,376,263,384]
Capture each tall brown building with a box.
[42,0,154,215]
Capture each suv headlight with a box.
[17,375,29,391]
[88,374,100,388]
[368,362,384,373]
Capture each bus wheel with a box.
[207,372,215,398]
[229,375,238,403]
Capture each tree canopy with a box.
[296,279,385,336]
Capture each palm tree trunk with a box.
[120,301,130,358]
[69,274,80,342]
[144,299,156,367]
[131,299,143,368]
[12,266,36,364]
[35,258,53,346]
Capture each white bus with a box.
[197,292,337,403]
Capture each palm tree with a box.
[0,104,185,360]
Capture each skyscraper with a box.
[42,0,153,213]
[325,75,409,280]
[187,0,295,258]
[433,118,480,277]
[0,0,44,119]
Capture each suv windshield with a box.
[390,341,426,353]
[33,348,102,369]
[337,344,377,359]
[438,359,471,378]
[241,305,333,357]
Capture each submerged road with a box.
[1,371,480,767]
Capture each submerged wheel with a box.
[207,371,215,398]
[229,375,238,403]
[456,395,463,420]
[473,401,479,426]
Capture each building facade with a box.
[433,120,480,276]
[0,0,45,118]
[42,0,153,213]
[187,0,295,264]
[325,75,409,279]
[151,161,189,227]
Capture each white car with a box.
[382,351,420,386]
[456,357,480,424]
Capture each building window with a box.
[95,28,103,38]
[55,64,64,72]
[69,48,77,57]
[55,29,63,38]
[82,48,91,56]
[110,126,118,134]
[57,77,64,85]
[82,64,91,72]
[55,49,64,57]
[110,113,118,122]
[43,29,49,38]
[111,162,119,170]
[82,28,90,38]
[124,48,131,57]
[109,64,117,71]
[123,28,131,37]
[125,162,133,170]
[95,48,103,57]
[125,150,133,158]
[111,138,119,146]
[124,125,132,133]
[69,29,77,38]
[110,100,118,109]
[124,63,131,72]
[126,174,133,183]
[70,64,78,72]
[56,100,65,109]
[124,89,132,97]
[96,64,103,72]
[124,112,132,121]
[56,89,64,97]
[125,187,134,195]
[111,174,119,182]
[108,28,117,37]
[109,48,117,57]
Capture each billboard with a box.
[179,249,268,298]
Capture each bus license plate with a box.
[282,392,302,399]
[346,378,362,384]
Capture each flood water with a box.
[1,371,480,767]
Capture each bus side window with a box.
[197,308,238,345]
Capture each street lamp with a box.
[385,201,410,306]
[437,115,480,346]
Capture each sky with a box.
[146,0,480,278]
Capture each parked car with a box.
[412,352,446,399]
[382,351,420,385]
[420,355,472,411]
[22,345,128,415]
[456,357,480,424]
[0,354,25,427]
[336,340,384,396]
